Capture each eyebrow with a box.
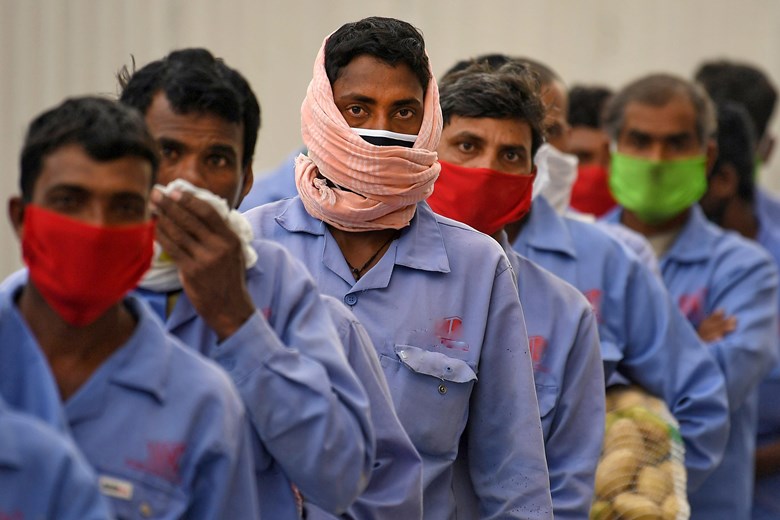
[207,144,239,158]
[451,130,486,144]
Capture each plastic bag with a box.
[590,385,690,520]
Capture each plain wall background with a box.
[3,0,780,278]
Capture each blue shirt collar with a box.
[275,197,450,274]
[520,196,578,259]
[604,204,715,263]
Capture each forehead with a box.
[443,116,532,145]
[33,144,152,197]
[144,92,244,152]
[622,96,698,136]
[569,127,608,148]
[541,81,568,117]
[332,55,424,101]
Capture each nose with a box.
[161,155,207,190]
[647,142,666,162]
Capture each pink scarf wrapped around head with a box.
[295,36,443,231]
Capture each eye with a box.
[347,106,366,117]
[159,144,179,161]
[396,108,415,119]
[115,200,146,219]
[206,154,230,168]
[457,142,475,153]
[504,150,520,162]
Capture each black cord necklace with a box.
[346,231,400,280]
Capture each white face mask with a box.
[532,143,579,214]
[351,128,418,148]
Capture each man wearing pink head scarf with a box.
[246,16,553,519]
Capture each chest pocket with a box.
[380,345,477,459]
[98,468,188,520]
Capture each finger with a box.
[170,190,232,235]
[154,191,219,240]
[154,213,196,262]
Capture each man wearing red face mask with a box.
[427,60,605,520]
[567,85,616,217]
[3,97,260,519]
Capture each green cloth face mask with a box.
[609,153,708,224]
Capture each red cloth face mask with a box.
[570,164,617,217]
[22,205,155,326]
[427,160,536,236]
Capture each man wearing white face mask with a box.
[442,54,730,493]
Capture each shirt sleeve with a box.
[209,251,374,514]
[307,298,424,520]
[707,248,780,411]
[467,265,553,519]
[186,401,261,519]
[617,257,730,492]
[544,307,605,520]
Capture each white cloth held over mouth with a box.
[532,143,579,214]
[139,179,258,292]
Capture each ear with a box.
[705,138,718,174]
[8,197,25,239]
[236,165,254,209]
[758,134,775,163]
[709,164,739,199]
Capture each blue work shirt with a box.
[239,149,301,211]
[0,289,67,432]
[756,185,780,226]
[0,398,113,520]
[0,286,261,520]
[135,237,374,519]
[306,295,423,520]
[501,232,605,519]
[246,197,553,520]
[606,204,780,520]
[752,222,780,520]
[515,195,730,491]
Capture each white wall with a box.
[3,0,780,278]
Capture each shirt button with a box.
[139,502,153,517]
[438,383,448,395]
[344,294,358,306]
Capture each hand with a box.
[697,309,737,342]
[151,188,255,341]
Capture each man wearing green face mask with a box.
[603,73,780,520]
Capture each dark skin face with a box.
[616,96,717,235]
[541,81,571,153]
[328,55,426,278]
[8,143,152,399]
[569,126,611,167]
[332,55,425,136]
[438,116,535,241]
[144,92,256,340]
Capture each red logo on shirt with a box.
[435,316,469,351]
[127,441,186,484]
[528,336,548,371]
[583,289,603,323]
[0,512,22,520]
[678,289,707,324]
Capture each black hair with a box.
[439,61,546,158]
[443,53,563,87]
[568,85,613,128]
[324,17,430,92]
[712,102,756,203]
[603,73,716,147]
[20,96,159,202]
[695,60,777,141]
[118,48,261,169]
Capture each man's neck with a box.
[721,199,759,240]
[327,226,401,280]
[504,212,532,244]
[620,208,691,238]
[16,284,136,400]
